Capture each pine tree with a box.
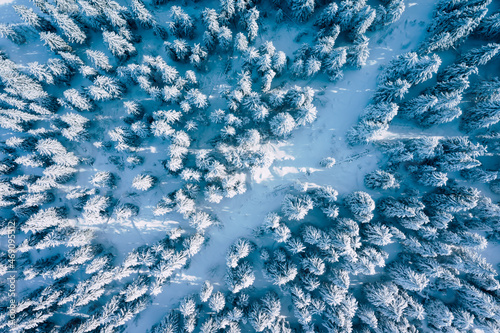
[457,284,499,319]
[324,47,347,81]
[450,309,474,331]
[226,238,253,268]
[169,6,195,39]
[281,194,313,221]
[150,311,179,333]
[103,31,136,59]
[346,35,369,67]
[422,1,488,53]
[186,43,206,70]
[132,174,156,191]
[243,8,259,42]
[47,58,71,83]
[86,50,112,71]
[345,191,375,222]
[304,57,321,77]
[364,169,398,189]
[315,2,338,28]
[22,207,68,233]
[363,223,394,246]
[373,79,411,103]
[461,101,500,131]
[249,303,272,332]
[226,260,255,293]
[461,167,497,183]
[0,23,27,45]
[220,0,236,20]
[399,94,438,119]
[234,32,248,52]
[52,12,87,44]
[374,0,405,28]
[302,254,326,276]
[183,233,205,257]
[214,26,231,52]
[82,195,111,224]
[209,291,225,313]
[291,0,315,22]
[27,62,54,85]
[270,112,296,137]
[200,281,213,302]
[14,5,55,32]
[476,11,500,40]
[461,43,500,67]
[388,263,429,291]
[115,203,139,220]
[350,5,376,38]
[379,196,424,219]
[185,89,208,109]
[131,0,156,28]
[295,104,317,126]
[263,249,298,286]
[410,165,448,187]
[424,185,480,213]
[0,59,48,100]
[189,211,214,232]
[87,76,123,101]
[63,88,93,111]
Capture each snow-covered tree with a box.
[200,281,213,302]
[424,185,480,213]
[477,11,500,40]
[388,263,429,292]
[208,291,225,313]
[347,35,369,68]
[131,0,156,28]
[86,50,112,71]
[218,26,232,51]
[263,249,298,286]
[345,191,375,222]
[281,194,313,221]
[291,0,315,22]
[169,6,194,39]
[226,260,255,293]
[132,174,156,191]
[243,8,259,41]
[103,31,136,58]
[189,211,214,232]
[87,76,123,101]
[14,5,55,32]
[226,238,254,268]
[185,89,208,109]
[461,43,500,67]
[364,223,394,246]
[52,12,87,44]
[374,78,411,104]
[270,112,296,137]
[364,169,398,189]
[234,32,248,52]
[374,0,405,28]
[461,101,500,132]
[64,88,93,111]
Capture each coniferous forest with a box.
[0,0,500,332]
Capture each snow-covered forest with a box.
[0,0,500,331]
